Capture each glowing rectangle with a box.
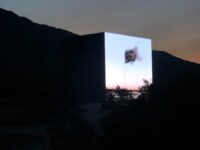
[105,32,152,90]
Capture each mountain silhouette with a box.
[0,8,77,98]
[152,50,200,84]
[0,8,78,123]
[0,7,200,123]
[1,7,199,91]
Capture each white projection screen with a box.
[105,32,152,90]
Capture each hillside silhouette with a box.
[152,50,200,83]
[0,7,200,149]
[0,8,78,124]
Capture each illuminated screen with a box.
[105,32,152,90]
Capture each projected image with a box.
[105,32,152,90]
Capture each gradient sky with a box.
[0,0,199,63]
[105,33,152,90]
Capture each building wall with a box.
[64,33,105,106]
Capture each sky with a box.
[0,0,200,63]
[105,33,152,90]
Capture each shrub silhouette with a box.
[100,74,200,149]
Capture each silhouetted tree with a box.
[106,85,135,103]
[138,79,151,101]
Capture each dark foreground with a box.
[1,73,200,150]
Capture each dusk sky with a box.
[0,0,199,63]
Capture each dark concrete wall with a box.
[64,33,105,106]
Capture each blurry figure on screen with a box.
[125,47,138,63]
